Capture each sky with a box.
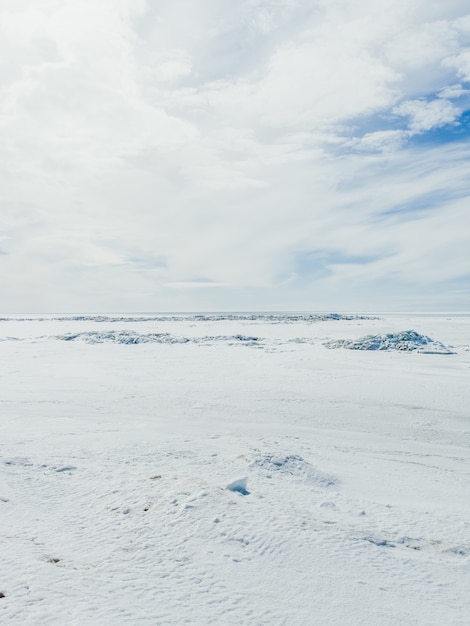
[1,0,470,312]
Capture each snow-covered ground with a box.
[0,313,469,625]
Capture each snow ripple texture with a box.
[324,330,454,353]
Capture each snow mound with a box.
[324,330,453,354]
[246,453,336,487]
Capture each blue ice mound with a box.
[324,330,453,354]
[226,477,250,495]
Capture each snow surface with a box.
[0,313,469,625]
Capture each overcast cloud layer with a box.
[1,0,470,312]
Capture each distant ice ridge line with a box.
[0,313,378,323]
[324,330,454,354]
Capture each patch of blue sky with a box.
[407,109,470,147]
[343,96,470,151]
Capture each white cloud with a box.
[393,98,460,132]
[443,48,470,82]
[351,129,409,152]
[383,19,458,71]
[0,0,470,311]
[437,83,469,98]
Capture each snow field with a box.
[0,314,469,625]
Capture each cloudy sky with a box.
[1,0,470,312]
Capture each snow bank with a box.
[324,330,453,354]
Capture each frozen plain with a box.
[0,313,469,625]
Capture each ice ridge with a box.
[324,330,453,353]
[54,331,261,345]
